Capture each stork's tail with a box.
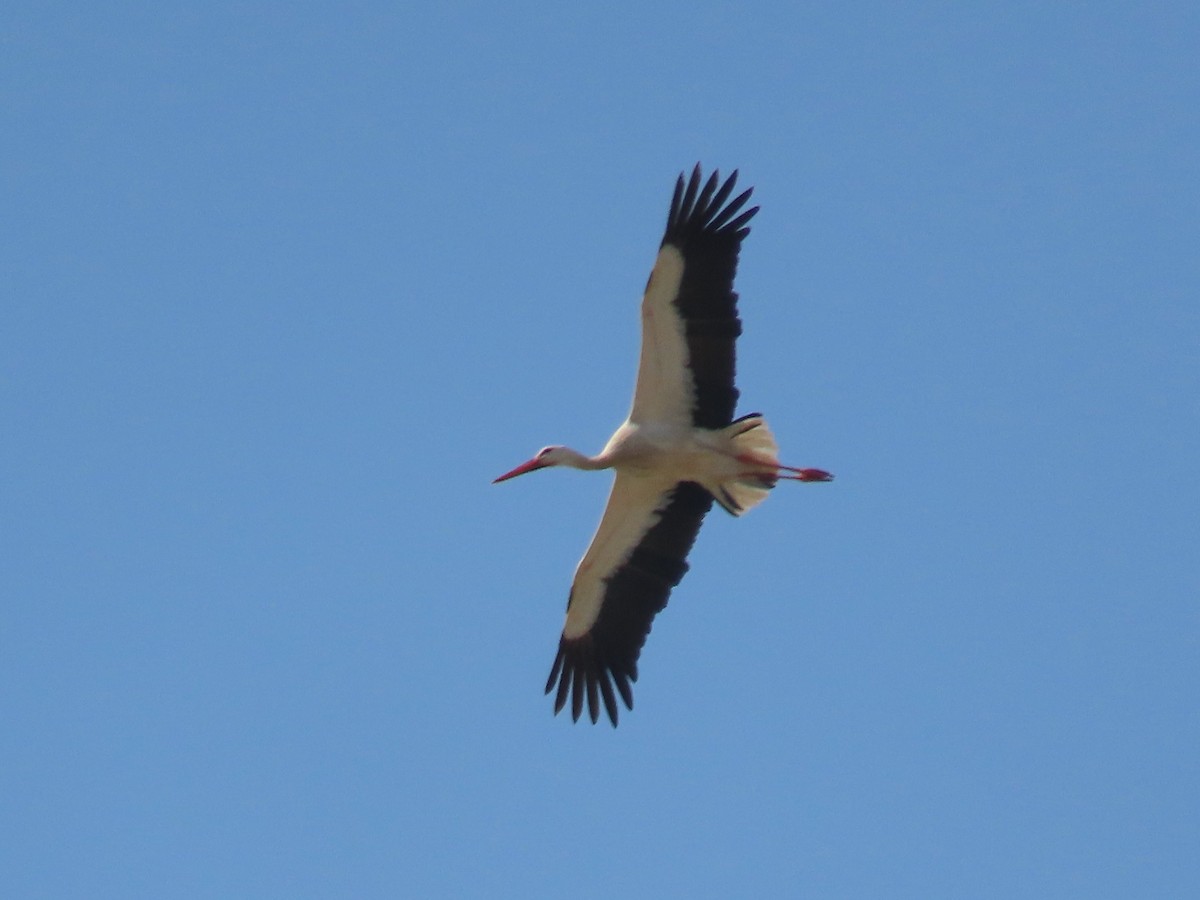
[712,414,780,516]
[710,414,834,516]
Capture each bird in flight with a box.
[494,166,833,726]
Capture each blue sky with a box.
[3,2,1197,897]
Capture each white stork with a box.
[494,165,833,726]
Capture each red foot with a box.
[799,468,833,482]
[780,467,834,482]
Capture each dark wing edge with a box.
[660,165,759,430]
[544,482,714,726]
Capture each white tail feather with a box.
[714,415,779,516]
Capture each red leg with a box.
[735,453,833,483]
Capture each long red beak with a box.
[493,458,548,483]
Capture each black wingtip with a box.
[570,667,584,722]
[599,671,619,727]
[553,660,571,714]
[544,646,565,695]
[664,166,757,244]
[545,639,634,727]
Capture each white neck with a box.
[557,447,608,471]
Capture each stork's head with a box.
[493,446,567,483]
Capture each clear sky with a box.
[3,3,1197,897]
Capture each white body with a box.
[562,413,782,639]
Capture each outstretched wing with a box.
[545,477,713,726]
[629,166,759,430]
